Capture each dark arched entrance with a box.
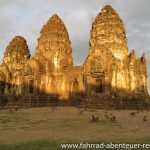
[72,78,79,93]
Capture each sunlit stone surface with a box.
[36,14,73,69]
[90,5,128,61]
[0,5,148,107]
[0,36,30,95]
[84,5,147,97]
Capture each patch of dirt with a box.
[0,107,149,144]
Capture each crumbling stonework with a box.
[84,5,147,97]
[0,36,30,95]
[0,5,149,108]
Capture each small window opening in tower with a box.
[64,66,67,70]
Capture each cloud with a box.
[0,0,150,92]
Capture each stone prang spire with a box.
[36,14,73,69]
[90,5,128,60]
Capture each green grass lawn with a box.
[0,140,59,150]
[0,138,150,150]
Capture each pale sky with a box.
[0,0,150,92]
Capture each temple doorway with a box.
[29,80,34,94]
[72,78,79,93]
[95,78,103,93]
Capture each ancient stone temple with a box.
[0,5,149,108]
[23,14,74,100]
[0,36,30,95]
[84,5,147,96]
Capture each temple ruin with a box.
[0,5,149,109]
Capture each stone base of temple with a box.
[0,94,150,110]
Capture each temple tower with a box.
[3,36,30,72]
[84,5,131,97]
[2,36,30,95]
[36,14,73,71]
[90,5,128,61]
